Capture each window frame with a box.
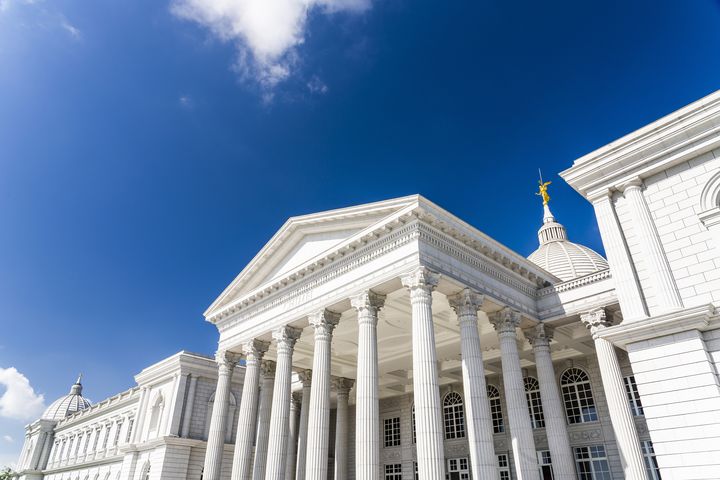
[574,445,611,480]
[524,377,545,429]
[487,385,505,433]
[383,417,401,447]
[443,392,466,440]
[561,368,598,424]
[384,463,402,480]
[624,375,644,416]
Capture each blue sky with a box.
[1,0,720,465]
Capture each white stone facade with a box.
[16,90,720,480]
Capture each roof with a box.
[42,376,91,421]
[527,204,609,282]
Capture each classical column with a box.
[622,179,683,311]
[333,377,354,480]
[581,309,649,480]
[202,350,240,480]
[524,324,575,480]
[266,326,303,480]
[489,308,539,480]
[448,288,498,480]
[252,361,276,480]
[285,392,301,480]
[590,192,647,320]
[350,290,386,480]
[295,371,312,480]
[401,267,445,480]
[305,309,340,480]
[304,309,341,480]
[231,339,270,480]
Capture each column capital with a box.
[297,369,312,386]
[242,339,270,363]
[273,326,303,351]
[291,391,302,407]
[261,360,277,377]
[619,176,644,193]
[580,308,613,336]
[401,266,440,292]
[447,288,484,318]
[523,323,554,348]
[309,309,341,338]
[489,307,521,335]
[331,377,354,395]
[215,350,241,374]
[350,290,386,315]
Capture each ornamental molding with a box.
[597,304,718,348]
[569,428,602,442]
[210,207,555,329]
[536,269,611,297]
[561,90,720,199]
[55,387,140,429]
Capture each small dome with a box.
[42,375,91,421]
[528,204,608,282]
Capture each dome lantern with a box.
[528,178,609,281]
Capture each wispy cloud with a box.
[60,17,81,39]
[170,0,371,94]
[0,0,81,40]
[2,435,13,443]
[0,367,45,422]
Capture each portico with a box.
[199,195,651,480]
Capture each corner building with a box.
[15,91,720,480]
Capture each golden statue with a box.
[536,179,551,205]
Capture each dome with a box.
[528,204,609,282]
[42,375,91,421]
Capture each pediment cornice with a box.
[207,198,560,328]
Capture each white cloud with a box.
[60,18,81,39]
[170,0,371,91]
[307,75,328,94]
[2,435,12,443]
[0,368,45,422]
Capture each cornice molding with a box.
[207,197,559,326]
[211,213,557,332]
[561,90,720,198]
[597,304,718,347]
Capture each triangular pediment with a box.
[205,195,422,317]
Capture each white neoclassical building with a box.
[14,90,720,480]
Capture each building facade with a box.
[15,91,720,480]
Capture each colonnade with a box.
[201,267,648,480]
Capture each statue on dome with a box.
[536,178,552,206]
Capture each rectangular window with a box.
[642,441,661,480]
[538,450,554,480]
[413,462,418,480]
[490,397,504,433]
[574,445,611,480]
[125,419,134,443]
[624,376,644,416]
[113,423,121,446]
[411,407,416,444]
[384,464,402,480]
[384,417,401,447]
[497,454,511,480]
[446,457,470,480]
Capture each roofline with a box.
[561,89,720,199]
[204,195,422,316]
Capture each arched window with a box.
[148,394,164,435]
[204,392,237,442]
[443,392,465,439]
[141,462,150,480]
[487,385,504,433]
[560,368,598,424]
[524,377,545,429]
